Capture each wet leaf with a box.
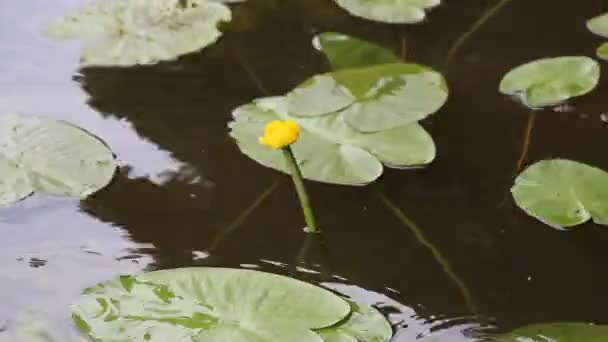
[72,268,351,342]
[511,159,608,229]
[333,0,440,24]
[318,301,392,342]
[0,114,116,206]
[587,13,608,38]
[46,0,232,66]
[229,96,435,185]
[487,323,608,341]
[313,32,400,71]
[499,56,600,108]
[288,63,448,132]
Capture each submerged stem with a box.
[239,56,272,96]
[283,146,318,233]
[400,29,408,60]
[443,0,515,72]
[208,180,281,252]
[377,191,479,316]
[514,111,536,174]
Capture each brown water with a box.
[2,0,608,340]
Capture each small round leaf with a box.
[499,56,600,108]
[511,159,608,229]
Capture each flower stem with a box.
[282,146,319,233]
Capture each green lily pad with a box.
[72,268,351,342]
[511,159,608,229]
[587,13,608,38]
[313,32,401,71]
[287,63,448,132]
[499,56,600,108]
[333,0,440,24]
[597,42,608,60]
[318,301,393,342]
[486,323,608,341]
[0,114,116,206]
[229,96,435,185]
[46,0,232,66]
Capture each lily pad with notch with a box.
[0,114,116,206]
[499,56,600,108]
[229,96,436,185]
[318,301,393,342]
[511,159,608,229]
[286,63,448,132]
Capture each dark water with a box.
[2,0,608,340]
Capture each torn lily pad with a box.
[287,63,448,132]
[46,0,232,66]
[511,159,608,229]
[0,114,116,206]
[313,32,401,71]
[499,56,600,108]
[229,96,435,185]
[72,268,351,342]
[333,0,440,24]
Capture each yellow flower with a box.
[259,120,300,149]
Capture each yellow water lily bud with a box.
[259,120,300,149]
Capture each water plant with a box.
[45,0,234,66]
[587,12,608,60]
[71,268,392,342]
[498,56,601,208]
[486,322,608,341]
[511,159,608,229]
[0,113,116,206]
[332,0,441,24]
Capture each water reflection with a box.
[0,195,153,340]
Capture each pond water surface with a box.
[2,0,608,341]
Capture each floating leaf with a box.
[0,114,116,206]
[587,13,608,38]
[313,32,400,71]
[46,0,232,66]
[229,96,435,185]
[318,301,392,342]
[287,63,448,132]
[72,268,351,342]
[333,0,440,24]
[486,323,608,341]
[499,56,600,108]
[511,159,608,229]
[597,42,608,61]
